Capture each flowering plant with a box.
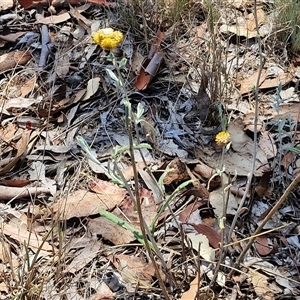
[92,28,123,50]
[215,131,231,147]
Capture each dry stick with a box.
[223,222,292,250]
[173,224,293,276]
[227,0,264,256]
[229,172,300,277]
[0,185,51,201]
[228,0,265,276]
[179,224,189,280]
[227,173,252,241]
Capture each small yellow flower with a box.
[92,28,123,50]
[215,131,231,147]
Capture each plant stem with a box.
[126,108,171,300]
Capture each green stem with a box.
[99,209,154,250]
[150,179,196,232]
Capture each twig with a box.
[222,222,292,250]
[227,0,264,259]
[229,172,300,277]
[227,172,252,244]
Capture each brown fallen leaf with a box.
[280,152,294,170]
[246,8,265,31]
[0,282,8,294]
[69,6,93,29]
[0,122,18,141]
[194,23,207,44]
[180,276,214,300]
[64,237,102,273]
[249,268,279,299]
[243,103,300,127]
[35,12,70,24]
[2,97,41,115]
[239,69,267,95]
[2,224,54,254]
[121,161,148,181]
[0,240,17,265]
[194,162,215,180]
[89,282,115,300]
[0,129,31,175]
[51,188,125,220]
[239,67,294,95]
[255,170,273,198]
[55,54,70,79]
[131,51,144,75]
[220,22,258,39]
[254,235,278,256]
[258,131,277,159]
[0,32,27,43]
[209,179,238,217]
[242,112,264,132]
[88,217,133,245]
[195,145,266,176]
[260,71,294,90]
[184,186,210,199]
[228,118,259,153]
[0,50,31,74]
[190,223,221,249]
[178,200,209,223]
[120,190,156,225]
[20,76,36,97]
[108,254,155,292]
[85,0,116,7]
[88,178,127,199]
[181,277,198,300]
[88,190,157,245]
[163,157,190,185]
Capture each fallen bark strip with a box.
[36,8,50,69]
[0,185,50,201]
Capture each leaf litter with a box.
[0,0,300,299]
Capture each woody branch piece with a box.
[229,172,300,277]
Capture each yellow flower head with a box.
[92,28,123,50]
[215,131,231,147]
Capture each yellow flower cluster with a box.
[92,28,123,50]
[215,131,231,147]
